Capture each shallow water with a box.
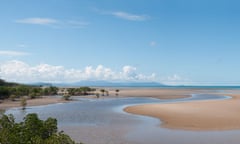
[5,94,240,144]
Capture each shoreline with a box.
[124,93,240,131]
[0,88,194,111]
[3,88,240,131]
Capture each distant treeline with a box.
[0,79,95,100]
[64,87,96,96]
[0,79,58,100]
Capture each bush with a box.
[20,97,27,110]
[0,113,80,144]
[63,94,71,101]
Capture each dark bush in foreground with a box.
[0,113,82,144]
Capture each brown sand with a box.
[107,88,201,99]
[0,96,67,110]
[125,93,240,130]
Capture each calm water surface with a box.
[5,94,240,144]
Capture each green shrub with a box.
[0,113,80,144]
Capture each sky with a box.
[0,0,240,85]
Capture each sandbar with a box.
[125,92,240,130]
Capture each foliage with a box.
[0,79,95,101]
[0,79,58,100]
[66,87,96,96]
[9,94,17,101]
[0,86,10,99]
[20,97,27,110]
[100,89,105,96]
[115,89,120,96]
[105,90,109,96]
[95,93,100,98]
[0,113,80,144]
[63,94,71,101]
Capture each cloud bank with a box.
[0,60,156,83]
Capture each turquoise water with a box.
[5,94,239,144]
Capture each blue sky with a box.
[0,0,240,85]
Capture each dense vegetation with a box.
[66,87,96,96]
[0,113,81,144]
[0,79,96,100]
[0,79,58,100]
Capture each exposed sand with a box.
[0,96,67,110]
[106,88,202,99]
[125,93,240,130]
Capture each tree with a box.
[63,94,71,101]
[0,113,80,144]
[20,97,27,110]
[100,89,105,96]
[0,87,10,99]
[9,94,16,101]
[115,89,120,96]
[105,90,109,96]
[95,93,100,98]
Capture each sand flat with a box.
[111,88,199,99]
[125,94,240,130]
[0,96,67,110]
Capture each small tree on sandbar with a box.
[100,89,105,96]
[96,93,100,98]
[105,90,109,96]
[20,97,27,110]
[63,94,71,101]
[115,89,119,96]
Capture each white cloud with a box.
[111,11,148,21]
[16,18,58,25]
[0,50,30,56]
[0,60,156,83]
[15,17,89,29]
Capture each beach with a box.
[125,91,240,130]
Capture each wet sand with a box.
[125,92,240,130]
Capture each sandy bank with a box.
[106,88,205,99]
[0,96,67,110]
[125,93,240,130]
